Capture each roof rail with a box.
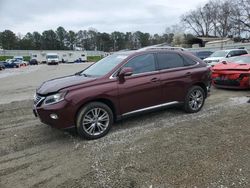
[137,43,186,52]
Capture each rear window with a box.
[157,53,185,70]
[183,55,197,66]
[238,50,248,55]
[229,50,248,57]
[197,51,213,56]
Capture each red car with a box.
[211,55,250,89]
[33,49,211,139]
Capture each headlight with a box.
[43,92,66,105]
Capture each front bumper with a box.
[33,100,76,129]
[212,72,250,89]
[212,78,250,89]
[47,62,59,65]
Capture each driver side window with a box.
[124,54,156,74]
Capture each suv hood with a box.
[37,75,96,95]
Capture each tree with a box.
[56,26,68,50]
[96,32,112,51]
[19,32,34,49]
[181,9,206,36]
[181,0,236,38]
[173,33,185,46]
[181,5,213,37]
[33,32,43,50]
[215,0,234,37]
[76,30,89,50]
[124,32,133,49]
[139,32,151,47]
[87,29,98,50]
[42,30,59,50]
[0,30,18,49]
[111,31,126,51]
[67,30,77,50]
[132,32,141,49]
[231,0,250,33]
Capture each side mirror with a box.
[118,67,133,79]
[227,54,231,58]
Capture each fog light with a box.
[50,114,58,119]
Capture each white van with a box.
[46,53,59,65]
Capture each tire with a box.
[76,102,113,139]
[184,86,205,113]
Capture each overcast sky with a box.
[0,0,208,35]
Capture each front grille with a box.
[214,78,240,86]
[34,94,45,107]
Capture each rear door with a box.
[156,52,196,102]
[118,53,162,115]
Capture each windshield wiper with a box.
[75,72,93,77]
[75,72,88,76]
[82,73,89,77]
[74,71,81,76]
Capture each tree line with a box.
[0,27,203,51]
[181,0,250,38]
[0,27,186,51]
[1,0,249,51]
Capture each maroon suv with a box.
[33,49,211,139]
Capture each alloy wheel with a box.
[82,108,110,136]
[188,89,204,111]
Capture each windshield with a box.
[81,53,130,77]
[197,51,212,56]
[7,59,15,63]
[225,56,250,64]
[47,55,58,59]
[210,50,228,57]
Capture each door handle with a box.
[185,72,192,76]
[151,77,159,82]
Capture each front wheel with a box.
[184,86,205,113]
[76,102,113,139]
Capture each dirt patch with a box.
[0,65,249,187]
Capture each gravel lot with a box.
[0,64,249,188]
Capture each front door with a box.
[118,53,162,115]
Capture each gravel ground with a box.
[0,64,249,188]
[0,64,92,104]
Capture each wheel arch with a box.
[192,82,208,98]
[74,98,117,126]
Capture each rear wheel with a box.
[184,86,205,113]
[76,102,113,139]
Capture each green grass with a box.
[23,56,31,61]
[0,56,31,61]
[0,56,13,61]
[87,56,103,62]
